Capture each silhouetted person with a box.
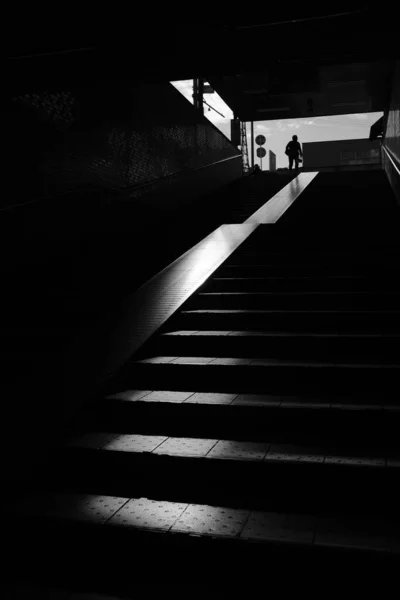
[285,135,303,171]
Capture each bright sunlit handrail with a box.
[382,144,400,177]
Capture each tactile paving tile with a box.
[231,394,281,407]
[228,331,269,337]
[314,516,389,551]
[139,356,178,364]
[250,358,332,367]
[265,444,324,463]
[21,492,129,524]
[241,511,317,544]
[170,357,215,364]
[324,456,385,467]
[66,432,118,450]
[184,392,237,404]
[153,437,218,457]
[108,497,188,531]
[105,390,153,402]
[280,400,329,409]
[208,358,253,365]
[331,404,382,411]
[143,391,195,403]
[193,331,232,336]
[171,504,250,537]
[102,434,167,453]
[167,330,199,336]
[207,440,270,461]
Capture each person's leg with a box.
[295,158,299,171]
[289,157,293,170]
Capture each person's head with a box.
[292,135,298,141]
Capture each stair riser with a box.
[204,278,397,293]
[187,294,400,311]
[55,449,396,517]
[78,403,400,448]
[6,519,396,592]
[217,265,395,277]
[242,239,400,251]
[123,363,400,393]
[174,312,400,333]
[144,335,400,363]
[231,253,400,266]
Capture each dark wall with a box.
[6,76,240,208]
[383,60,400,203]
[3,63,243,478]
[4,61,242,283]
[303,139,381,170]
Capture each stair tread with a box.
[103,389,399,410]
[14,491,399,552]
[237,251,400,257]
[182,309,400,314]
[135,356,400,368]
[198,291,400,296]
[163,330,400,339]
[213,276,378,280]
[223,263,394,267]
[65,433,398,465]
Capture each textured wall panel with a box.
[6,77,239,208]
[383,61,400,203]
[385,61,400,167]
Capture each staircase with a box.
[6,171,400,595]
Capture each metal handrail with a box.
[382,144,400,177]
[116,155,241,194]
[7,46,96,60]
[1,154,241,213]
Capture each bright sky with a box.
[171,80,383,169]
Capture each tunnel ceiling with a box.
[208,60,394,121]
[7,10,398,119]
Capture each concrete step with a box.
[79,390,400,449]
[231,251,400,265]
[147,330,400,363]
[187,291,400,310]
[6,491,399,590]
[49,436,398,517]
[237,231,400,251]
[241,237,400,252]
[205,275,398,292]
[175,309,400,333]
[123,356,400,394]
[216,263,398,278]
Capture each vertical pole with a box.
[193,79,198,109]
[260,155,263,171]
[193,78,204,114]
[251,121,255,168]
[198,78,204,115]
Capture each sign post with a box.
[256,147,267,170]
[251,122,255,168]
[255,134,267,170]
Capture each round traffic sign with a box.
[256,147,266,158]
[255,135,266,145]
